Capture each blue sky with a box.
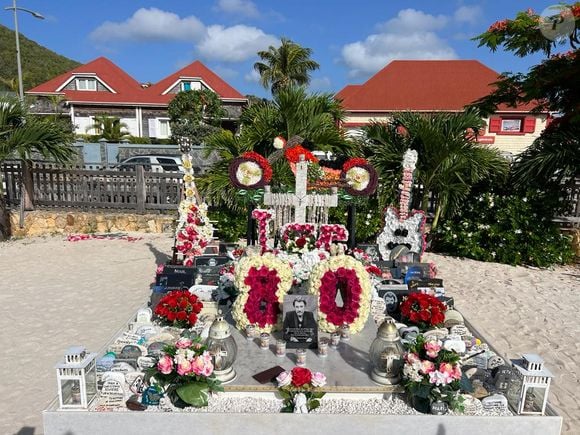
[2,0,559,97]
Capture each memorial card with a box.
[283,295,318,349]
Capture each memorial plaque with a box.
[147,342,168,358]
[423,328,448,340]
[135,308,152,325]
[282,295,318,349]
[450,325,470,339]
[98,380,126,408]
[101,371,126,385]
[137,356,157,371]
[194,256,230,268]
[430,401,449,415]
[376,283,411,319]
[356,244,381,262]
[482,394,508,411]
[492,365,513,394]
[111,362,136,374]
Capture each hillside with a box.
[0,24,81,93]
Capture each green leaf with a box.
[309,400,320,410]
[176,382,210,407]
[311,392,325,399]
[278,390,292,400]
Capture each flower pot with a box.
[410,395,431,414]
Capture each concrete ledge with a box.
[43,407,562,435]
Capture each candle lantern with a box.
[369,318,404,385]
[205,311,238,383]
[55,346,98,409]
[507,353,553,415]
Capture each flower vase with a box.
[410,395,431,414]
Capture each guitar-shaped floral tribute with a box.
[377,149,427,261]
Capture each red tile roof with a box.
[27,57,246,105]
[337,60,537,113]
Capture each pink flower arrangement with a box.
[176,203,212,265]
[252,208,274,253]
[280,223,317,253]
[149,336,223,408]
[277,367,327,413]
[402,334,463,411]
[315,224,348,251]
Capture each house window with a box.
[488,116,536,135]
[182,81,191,91]
[501,118,522,132]
[158,119,171,138]
[76,78,97,91]
[180,81,201,91]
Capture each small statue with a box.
[293,393,309,413]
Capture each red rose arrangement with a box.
[284,145,319,164]
[154,290,204,328]
[280,223,316,253]
[276,367,326,413]
[319,267,363,326]
[243,266,281,327]
[400,293,446,330]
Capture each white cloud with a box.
[197,25,278,62]
[215,0,260,18]
[90,8,205,42]
[454,5,483,25]
[376,8,448,33]
[309,76,332,92]
[341,8,458,77]
[244,69,261,83]
[212,65,239,80]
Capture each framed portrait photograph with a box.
[283,295,318,349]
[356,243,381,262]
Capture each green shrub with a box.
[433,192,573,267]
[209,207,247,242]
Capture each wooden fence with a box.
[1,162,182,213]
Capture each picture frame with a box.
[282,294,318,349]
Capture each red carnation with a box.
[291,367,313,387]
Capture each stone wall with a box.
[8,210,175,238]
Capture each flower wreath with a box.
[232,253,293,333]
[341,158,378,196]
[308,255,372,333]
[229,151,273,189]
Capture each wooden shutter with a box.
[488,117,502,133]
[523,116,536,133]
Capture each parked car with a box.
[116,155,184,173]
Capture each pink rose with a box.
[420,360,435,374]
[424,340,442,358]
[452,364,462,380]
[191,356,213,376]
[175,338,193,349]
[311,372,327,387]
[176,359,193,376]
[157,355,174,374]
[439,362,454,376]
[405,352,420,364]
[276,371,292,387]
[201,360,213,377]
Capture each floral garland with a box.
[399,149,418,220]
[232,253,293,333]
[228,151,272,189]
[315,224,348,251]
[175,150,214,265]
[252,208,275,253]
[341,158,378,196]
[308,255,372,333]
[280,223,317,254]
[175,201,214,265]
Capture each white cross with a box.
[263,155,338,224]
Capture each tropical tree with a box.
[0,96,75,238]
[87,115,130,142]
[472,4,580,199]
[361,110,509,229]
[168,89,226,145]
[197,86,355,210]
[254,38,320,93]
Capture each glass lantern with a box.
[205,311,238,383]
[55,346,98,409]
[369,318,404,385]
[506,353,553,415]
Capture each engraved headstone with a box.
[110,362,136,374]
[450,324,470,339]
[135,308,153,325]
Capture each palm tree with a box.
[362,110,509,229]
[197,86,355,209]
[254,38,320,94]
[87,115,130,142]
[0,96,75,238]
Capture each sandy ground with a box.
[0,234,577,434]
